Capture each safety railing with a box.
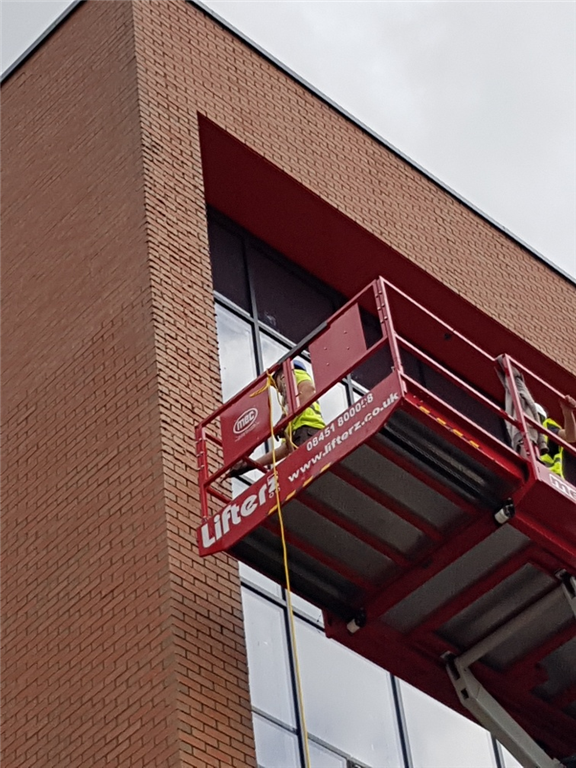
[499,353,576,485]
[196,277,573,523]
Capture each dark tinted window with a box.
[248,242,336,342]
[208,219,250,311]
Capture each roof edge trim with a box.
[1,0,85,83]
[189,0,575,289]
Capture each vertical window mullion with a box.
[390,675,413,768]
[492,737,506,768]
[245,240,265,373]
[282,594,310,768]
[243,229,307,767]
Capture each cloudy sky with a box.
[2,0,575,279]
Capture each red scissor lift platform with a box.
[196,278,576,768]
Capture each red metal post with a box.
[375,278,407,395]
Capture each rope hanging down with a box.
[252,372,312,767]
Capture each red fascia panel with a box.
[198,117,576,402]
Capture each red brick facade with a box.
[2,2,575,767]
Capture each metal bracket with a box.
[346,608,366,634]
[494,499,515,526]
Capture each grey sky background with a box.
[2,0,575,280]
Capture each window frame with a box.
[208,208,507,768]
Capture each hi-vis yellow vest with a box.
[541,418,564,478]
[291,369,325,433]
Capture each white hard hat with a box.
[535,403,547,420]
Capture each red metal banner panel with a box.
[198,372,402,555]
[220,383,272,468]
[309,303,372,394]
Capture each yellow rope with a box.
[266,372,311,768]
[251,370,296,451]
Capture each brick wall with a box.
[130,2,576,765]
[2,1,575,767]
[0,1,253,766]
[133,0,576,376]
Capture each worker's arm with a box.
[255,381,315,467]
[254,440,291,468]
[230,376,318,476]
[297,377,317,404]
[229,417,291,476]
[559,395,576,443]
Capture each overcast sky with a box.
[2,0,575,280]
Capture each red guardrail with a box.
[196,277,574,524]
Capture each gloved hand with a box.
[229,460,252,478]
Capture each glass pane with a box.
[249,242,336,342]
[353,386,368,402]
[318,382,348,425]
[400,682,497,768]
[260,333,291,428]
[309,739,346,768]
[216,305,256,401]
[208,219,250,310]
[231,477,249,499]
[295,619,403,767]
[500,745,524,768]
[239,563,282,598]
[253,713,301,768]
[260,333,290,370]
[242,589,297,727]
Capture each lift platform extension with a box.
[195,278,576,767]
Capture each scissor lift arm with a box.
[447,575,576,768]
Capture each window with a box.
[295,618,404,767]
[208,218,250,311]
[242,589,297,728]
[399,682,498,768]
[216,304,257,401]
[499,746,524,768]
[247,240,336,341]
[252,713,301,768]
[240,563,282,598]
[309,740,347,768]
[208,209,510,768]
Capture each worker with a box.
[538,395,576,484]
[230,360,325,477]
